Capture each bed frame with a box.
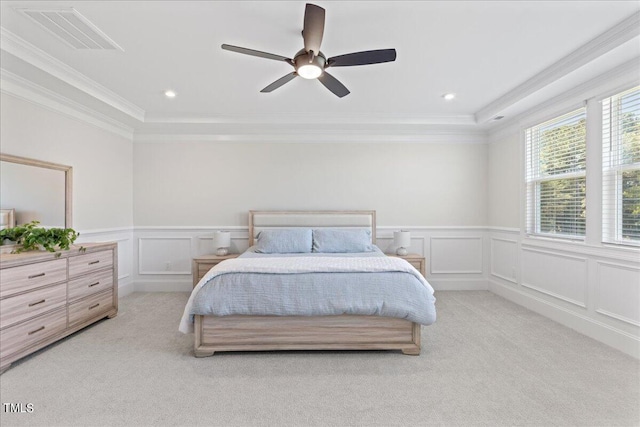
[193,210,421,357]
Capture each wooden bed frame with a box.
[193,210,421,357]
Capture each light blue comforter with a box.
[183,246,436,332]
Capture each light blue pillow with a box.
[254,229,312,253]
[312,228,373,253]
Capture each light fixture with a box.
[213,231,231,256]
[393,230,411,256]
[294,49,325,79]
[297,64,323,79]
[164,90,177,98]
[442,93,455,101]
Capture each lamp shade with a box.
[213,231,231,248]
[393,230,411,248]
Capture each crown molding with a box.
[475,12,640,124]
[0,26,145,122]
[133,125,488,144]
[488,58,640,142]
[143,113,477,126]
[1,69,135,139]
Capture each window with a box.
[602,86,640,245]
[525,108,587,238]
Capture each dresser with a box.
[0,242,118,373]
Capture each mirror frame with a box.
[0,153,73,228]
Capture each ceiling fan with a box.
[221,3,397,98]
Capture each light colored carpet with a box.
[0,291,638,427]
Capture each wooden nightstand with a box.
[192,254,239,287]
[387,253,426,277]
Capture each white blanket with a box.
[179,256,432,333]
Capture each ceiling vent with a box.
[16,8,123,50]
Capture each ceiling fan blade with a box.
[327,49,397,67]
[221,44,293,64]
[303,3,325,55]
[260,72,298,93]
[317,71,350,98]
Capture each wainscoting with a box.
[85,225,638,358]
[132,226,489,293]
[488,228,640,358]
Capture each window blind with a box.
[525,108,587,238]
[602,86,640,245]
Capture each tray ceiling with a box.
[1,1,639,140]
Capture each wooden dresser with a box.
[0,242,118,373]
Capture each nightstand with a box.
[192,254,239,287]
[387,253,426,277]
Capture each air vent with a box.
[16,8,123,50]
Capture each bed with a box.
[180,210,436,357]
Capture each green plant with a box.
[0,221,80,254]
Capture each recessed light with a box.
[164,90,176,98]
[442,93,455,101]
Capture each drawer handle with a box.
[88,260,100,265]
[28,326,45,335]
[88,281,100,287]
[28,299,46,307]
[28,273,45,279]
[89,303,100,310]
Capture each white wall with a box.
[131,141,490,292]
[488,133,520,228]
[133,141,488,226]
[486,72,640,358]
[0,93,135,294]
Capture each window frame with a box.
[524,107,588,241]
[602,86,640,247]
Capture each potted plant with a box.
[0,221,80,255]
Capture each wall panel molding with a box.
[430,236,483,274]
[138,236,192,275]
[489,229,640,359]
[521,247,588,308]
[490,237,518,283]
[595,260,640,327]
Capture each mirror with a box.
[0,153,72,229]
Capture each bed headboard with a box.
[249,210,376,246]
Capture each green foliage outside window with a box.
[620,111,640,241]
[537,118,586,236]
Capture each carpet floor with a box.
[0,291,638,427]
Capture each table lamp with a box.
[393,230,411,256]
[213,231,231,256]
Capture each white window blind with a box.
[602,86,640,245]
[525,108,587,238]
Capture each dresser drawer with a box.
[68,290,114,327]
[0,307,67,360]
[0,283,66,329]
[0,259,67,298]
[68,250,113,278]
[68,269,113,302]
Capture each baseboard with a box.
[489,279,640,359]
[118,279,135,297]
[134,280,192,292]
[429,279,489,291]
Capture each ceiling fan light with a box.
[297,64,323,79]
